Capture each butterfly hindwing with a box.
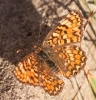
[44,45,86,78]
[40,61,64,95]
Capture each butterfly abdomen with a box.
[38,50,59,73]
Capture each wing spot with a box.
[53,32,60,37]
[63,35,67,39]
[66,71,71,77]
[67,39,71,43]
[75,59,81,64]
[66,49,72,53]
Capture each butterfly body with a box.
[38,50,59,73]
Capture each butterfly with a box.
[14,10,87,95]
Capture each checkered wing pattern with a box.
[45,46,86,78]
[14,53,40,86]
[14,53,64,95]
[43,10,83,48]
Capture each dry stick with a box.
[72,79,85,100]
[84,10,95,33]
[84,10,96,97]
[84,66,96,98]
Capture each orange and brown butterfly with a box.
[14,10,87,95]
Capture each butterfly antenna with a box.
[84,10,95,33]
[34,23,42,52]
[37,23,42,45]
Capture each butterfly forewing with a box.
[43,10,84,48]
[14,53,40,86]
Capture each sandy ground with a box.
[0,0,96,100]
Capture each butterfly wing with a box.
[42,10,83,48]
[14,52,64,95]
[14,53,40,86]
[40,61,64,95]
[44,46,86,78]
